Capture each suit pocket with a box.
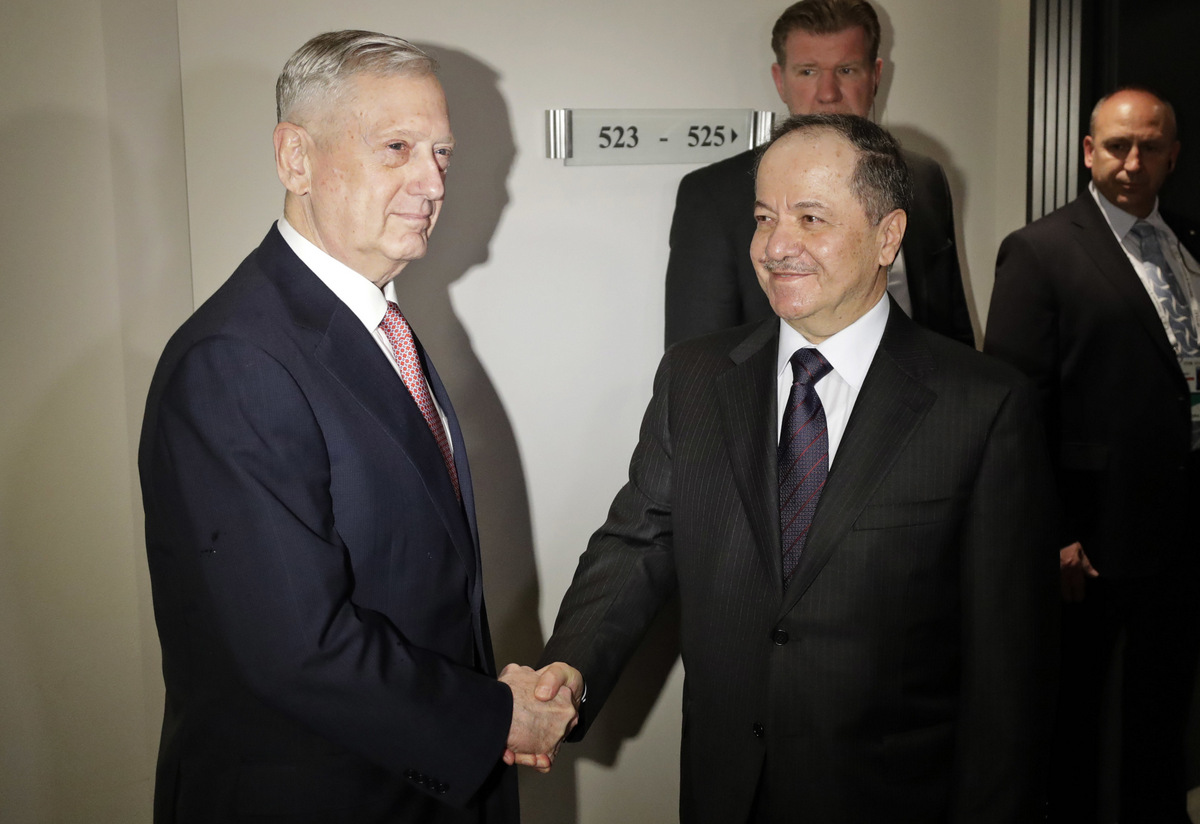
[1060,441,1108,471]
[852,497,960,530]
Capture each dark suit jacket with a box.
[542,303,1057,824]
[139,226,518,824]
[664,147,975,348]
[985,194,1200,578]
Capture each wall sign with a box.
[546,108,776,166]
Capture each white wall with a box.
[0,1,1030,821]
[0,0,191,820]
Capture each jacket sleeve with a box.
[950,376,1059,823]
[538,352,679,730]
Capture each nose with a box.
[409,149,446,200]
[760,220,804,262]
[1124,145,1142,173]
[815,70,842,104]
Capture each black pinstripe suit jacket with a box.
[542,302,1057,824]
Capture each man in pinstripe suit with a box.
[537,114,1058,823]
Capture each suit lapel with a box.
[256,230,479,590]
[780,306,937,615]
[1071,197,1180,374]
[422,346,495,669]
[716,321,785,590]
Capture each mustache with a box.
[760,257,819,275]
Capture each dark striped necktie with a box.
[779,348,832,582]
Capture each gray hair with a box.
[757,113,911,224]
[276,30,436,125]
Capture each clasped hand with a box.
[499,662,583,773]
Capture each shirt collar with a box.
[776,292,890,390]
[1088,180,1166,240]
[276,216,397,329]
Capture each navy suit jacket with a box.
[139,226,518,823]
[543,303,1057,823]
[664,147,975,349]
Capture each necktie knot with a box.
[789,348,832,387]
[1131,220,1160,258]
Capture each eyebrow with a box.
[793,59,866,67]
[375,127,455,145]
[788,199,828,211]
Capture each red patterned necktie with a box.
[379,301,460,500]
[778,348,832,582]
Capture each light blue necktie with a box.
[1131,220,1199,356]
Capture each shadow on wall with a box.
[394,45,585,822]
[398,45,684,822]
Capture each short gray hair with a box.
[757,113,911,224]
[276,30,436,124]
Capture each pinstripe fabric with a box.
[542,304,1058,824]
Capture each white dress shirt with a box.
[276,217,453,453]
[775,294,890,466]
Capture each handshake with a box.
[499,661,582,773]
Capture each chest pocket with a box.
[851,496,961,531]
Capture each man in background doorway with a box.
[986,87,1200,824]
[664,0,974,349]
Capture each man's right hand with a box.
[1059,541,1099,602]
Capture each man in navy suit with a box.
[987,87,1200,824]
[139,30,578,823]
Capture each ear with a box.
[877,208,907,268]
[274,121,313,196]
[1083,135,1095,169]
[1168,140,1181,173]
[771,62,787,104]
[872,57,883,96]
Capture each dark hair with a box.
[771,0,882,66]
[757,113,911,224]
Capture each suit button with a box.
[752,723,765,738]
[771,629,789,645]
